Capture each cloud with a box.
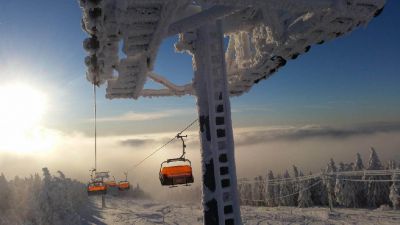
[1,122,399,200]
[95,109,192,122]
[96,111,171,122]
[120,138,153,147]
[117,121,400,149]
[119,135,180,148]
[234,121,400,146]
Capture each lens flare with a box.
[0,83,55,153]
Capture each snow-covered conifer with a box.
[325,158,337,207]
[0,173,11,213]
[266,170,276,207]
[389,168,400,210]
[336,163,357,207]
[298,175,313,208]
[280,170,295,206]
[368,148,383,170]
[240,181,253,206]
[252,176,266,206]
[354,153,364,171]
[293,165,299,178]
[275,174,282,206]
[365,148,390,208]
[352,153,367,207]
[335,163,345,206]
[390,184,399,210]
[238,181,246,205]
[327,158,337,173]
[292,165,300,205]
[310,171,328,206]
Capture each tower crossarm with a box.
[80,0,385,99]
[223,0,385,96]
[140,72,194,97]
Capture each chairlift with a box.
[105,176,118,188]
[118,172,130,191]
[159,134,194,186]
[87,180,108,195]
[87,169,108,195]
[87,85,109,196]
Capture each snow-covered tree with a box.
[292,165,300,205]
[335,163,346,206]
[252,176,266,206]
[365,148,390,208]
[280,170,295,206]
[298,174,313,208]
[0,169,89,224]
[293,165,300,178]
[266,170,277,207]
[354,153,364,171]
[238,180,247,205]
[275,174,282,206]
[390,184,400,210]
[335,163,357,207]
[327,158,337,173]
[325,158,337,207]
[0,173,11,212]
[368,148,383,169]
[310,170,328,206]
[353,153,367,207]
[238,180,253,206]
[389,169,400,210]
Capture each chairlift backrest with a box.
[95,171,110,179]
[118,180,130,190]
[159,158,194,186]
[87,180,107,195]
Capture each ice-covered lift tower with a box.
[79,0,385,224]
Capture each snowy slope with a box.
[89,197,400,225]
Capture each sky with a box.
[0,0,399,196]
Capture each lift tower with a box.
[79,1,385,224]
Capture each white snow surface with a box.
[89,197,400,225]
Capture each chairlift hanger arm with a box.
[176,134,187,158]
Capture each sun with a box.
[0,83,55,153]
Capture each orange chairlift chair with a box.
[87,169,108,195]
[118,172,130,191]
[159,134,194,186]
[87,180,108,195]
[105,176,118,188]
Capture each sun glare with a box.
[0,83,55,153]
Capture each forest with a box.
[0,148,398,225]
[0,168,148,225]
[238,148,400,209]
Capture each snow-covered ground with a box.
[88,197,400,225]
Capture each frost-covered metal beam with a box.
[147,72,193,94]
[140,88,192,97]
[79,0,386,99]
[193,20,242,225]
[167,5,239,36]
[139,72,194,97]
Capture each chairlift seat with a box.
[159,160,194,186]
[105,180,117,187]
[118,181,130,190]
[87,181,107,195]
